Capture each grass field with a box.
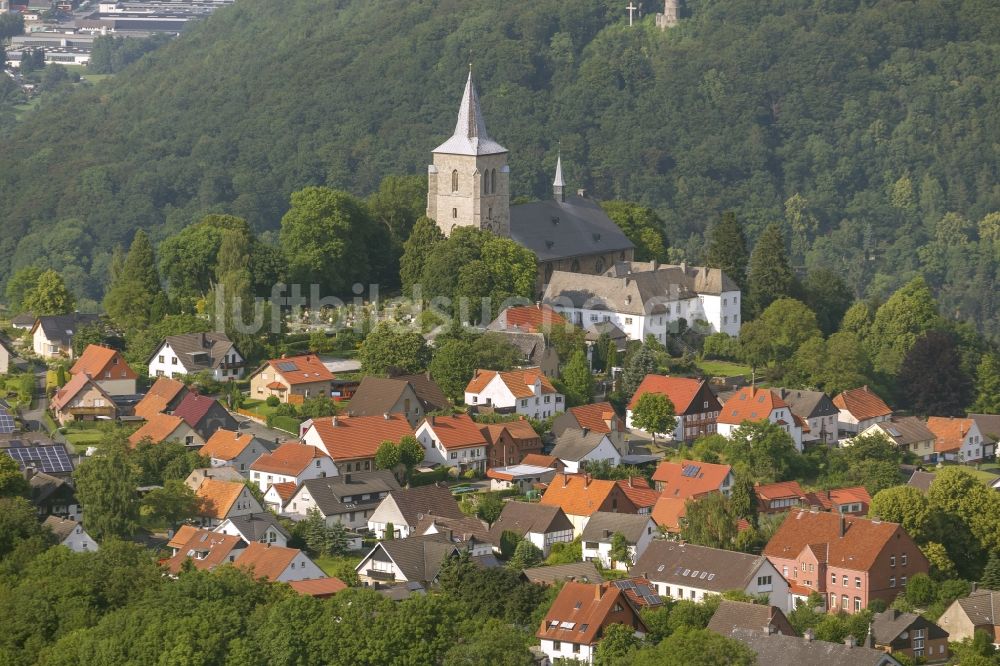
[314,554,363,581]
[695,359,752,377]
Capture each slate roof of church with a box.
[511,194,634,262]
[433,72,506,156]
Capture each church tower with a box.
[656,0,681,29]
[427,71,510,237]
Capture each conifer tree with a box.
[747,222,794,317]
[399,216,444,298]
[706,211,749,292]
[971,353,1000,414]
[981,552,1000,591]
[621,339,660,399]
[104,230,167,333]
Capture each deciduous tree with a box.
[359,322,430,375]
[73,436,140,540]
[560,350,595,407]
[897,330,973,416]
[23,269,75,315]
[629,392,677,444]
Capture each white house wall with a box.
[273,552,326,582]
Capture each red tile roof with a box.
[129,412,186,446]
[718,387,790,425]
[763,510,924,572]
[755,481,806,503]
[70,344,137,381]
[423,414,488,450]
[465,367,558,398]
[268,482,298,503]
[540,474,631,517]
[251,442,329,476]
[173,392,221,428]
[50,373,112,412]
[521,453,561,468]
[167,524,201,549]
[288,577,347,597]
[651,459,732,500]
[165,528,244,574]
[263,355,334,386]
[307,414,415,461]
[832,386,892,422]
[616,477,660,510]
[235,542,307,581]
[627,375,703,413]
[481,418,541,444]
[805,486,872,510]
[926,416,977,454]
[195,478,246,520]
[651,496,687,532]
[536,581,646,646]
[200,429,255,461]
[134,377,187,420]
[565,402,623,433]
[500,304,568,333]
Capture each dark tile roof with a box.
[629,541,769,593]
[488,502,573,542]
[906,470,936,493]
[384,484,465,528]
[722,628,901,666]
[580,511,653,544]
[392,372,449,412]
[550,428,612,462]
[32,313,99,345]
[366,533,460,583]
[870,609,948,644]
[970,413,1000,443]
[222,513,291,541]
[775,388,839,419]
[870,417,937,447]
[955,589,1000,626]
[29,471,73,504]
[707,600,797,637]
[414,515,492,545]
[521,562,604,586]
[298,470,401,516]
[509,194,634,262]
[155,332,238,373]
[43,515,84,542]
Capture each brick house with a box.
[626,375,721,442]
[480,418,543,468]
[249,355,334,404]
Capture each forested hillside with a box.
[0,0,998,334]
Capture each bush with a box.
[274,403,298,417]
[271,416,302,434]
[265,395,280,407]
[702,333,740,361]
[410,468,449,487]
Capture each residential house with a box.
[581,512,657,570]
[833,386,893,437]
[415,414,489,473]
[10,313,35,331]
[487,330,560,377]
[249,355,334,403]
[554,402,628,455]
[199,429,271,476]
[43,516,97,552]
[301,413,415,476]
[861,417,937,460]
[235,542,326,582]
[718,628,903,666]
[763,509,929,612]
[147,332,245,381]
[214,513,290,548]
[540,474,641,536]
[549,428,621,474]
[0,398,13,436]
[522,562,604,586]
[630,541,790,610]
[651,459,733,498]
[5,443,75,478]
[488,501,575,557]
[718,387,803,451]
[650,496,687,534]
[367,484,465,539]
[521,453,566,473]
[481,418,543,468]
[464,367,564,419]
[193,478,264,527]
[776,388,839,445]
[288,577,348,599]
[906,470,936,493]
[414,514,494,556]
[49,374,117,426]
[263,482,298,513]
[543,261,742,341]
[171,392,238,444]
[707,600,796,637]
[610,577,668,610]
[487,304,568,334]
[927,416,989,463]
[164,528,246,574]
[969,413,1000,459]
[30,313,99,359]
[133,377,189,421]
[70,344,138,395]
[347,374,448,427]
[355,533,460,587]
[0,337,14,374]
[755,481,808,515]
[806,486,872,516]
[937,588,1000,644]
[28,471,79,519]
[128,413,200,447]
[486,463,556,493]
[184,466,244,492]
[284,470,400,530]
[870,609,949,663]
[615,477,660,516]
[249,442,335,494]
[536,581,648,665]
[625,375,720,442]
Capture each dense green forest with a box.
[0,0,998,335]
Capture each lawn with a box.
[314,554,363,581]
[695,359,752,377]
[64,429,104,447]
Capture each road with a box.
[228,412,298,448]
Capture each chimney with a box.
[844,636,856,648]
[430,415,436,425]
[840,513,847,538]
[803,629,814,642]
[332,416,338,427]
[383,412,390,420]
[562,473,569,488]
[585,474,592,488]
[628,477,633,488]
[582,427,590,437]
[680,261,687,272]
[23,465,36,481]
[595,584,603,600]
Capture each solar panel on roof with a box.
[4,445,74,474]
[0,406,15,435]
[277,361,298,372]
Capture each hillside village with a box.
[0,4,1000,665]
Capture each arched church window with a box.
[488,207,493,219]
[571,259,580,272]
[595,257,605,274]
[482,171,488,194]
[452,208,458,218]
[452,170,459,192]
[491,169,497,194]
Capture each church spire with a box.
[553,154,565,202]
[433,71,507,156]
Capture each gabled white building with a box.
[43,516,99,553]
[549,428,621,474]
[717,387,804,451]
[147,332,245,381]
[249,442,336,494]
[543,261,741,341]
[464,367,564,419]
[414,414,488,473]
[580,512,657,571]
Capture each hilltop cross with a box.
[626,2,637,25]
